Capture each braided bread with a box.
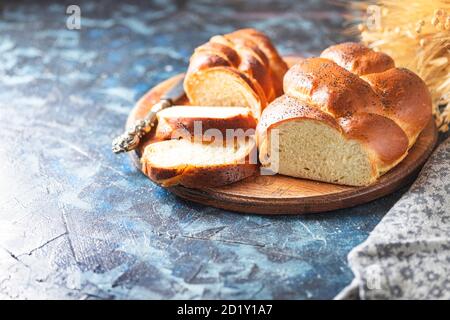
[258,43,432,186]
[184,29,288,118]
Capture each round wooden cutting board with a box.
[126,61,438,215]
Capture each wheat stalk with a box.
[349,0,450,132]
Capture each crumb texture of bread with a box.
[258,96,379,186]
[268,120,375,186]
[184,68,262,116]
[141,138,258,188]
[184,28,288,118]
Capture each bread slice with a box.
[141,138,258,188]
[257,95,408,186]
[154,106,257,141]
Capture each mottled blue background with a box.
[0,0,409,299]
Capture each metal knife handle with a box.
[112,99,171,154]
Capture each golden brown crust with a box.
[227,42,273,102]
[142,163,184,182]
[338,113,409,168]
[141,141,259,188]
[362,68,432,146]
[284,58,384,117]
[224,34,270,69]
[186,52,231,74]
[184,28,287,115]
[194,42,241,67]
[205,34,272,101]
[142,161,258,188]
[320,42,395,76]
[154,108,257,141]
[165,163,258,188]
[229,28,288,96]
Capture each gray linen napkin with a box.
[336,137,450,300]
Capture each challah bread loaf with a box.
[320,42,395,76]
[184,28,288,118]
[141,138,257,188]
[154,106,257,141]
[257,95,408,186]
[258,43,431,186]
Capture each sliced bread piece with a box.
[257,95,408,186]
[141,138,258,188]
[154,106,257,141]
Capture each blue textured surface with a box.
[0,0,408,299]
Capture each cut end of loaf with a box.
[184,67,263,118]
[260,119,377,186]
